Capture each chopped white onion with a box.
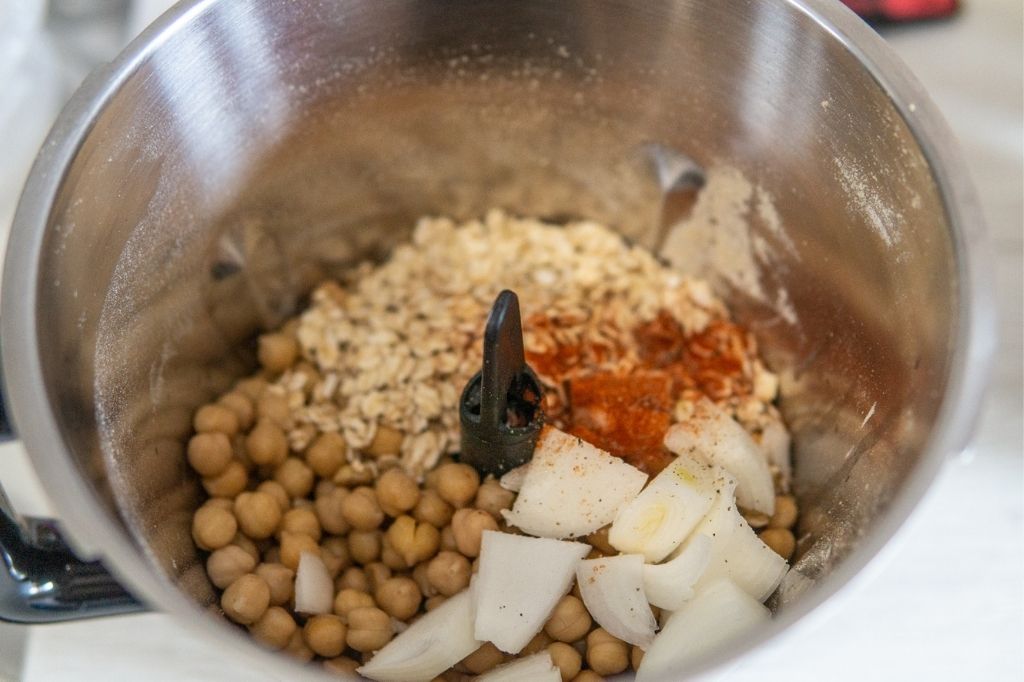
[476,651,561,681]
[502,427,648,539]
[643,533,712,611]
[577,554,657,648]
[359,589,480,682]
[608,454,722,562]
[294,551,332,614]
[499,464,529,492]
[474,530,590,653]
[664,398,775,516]
[636,579,770,681]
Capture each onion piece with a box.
[642,533,712,611]
[474,530,590,653]
[501,426,648,539]
[577,554,657,648]
[358,589,480,682]
[696,517,788,603]
[294,551,332,614]
[499,464,529,492]
[636,578,770,681]
[476,651,561,681]
[664,398,775,516]
[688,480,787,602]
[608,454,722,562]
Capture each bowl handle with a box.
[0,351,145,622]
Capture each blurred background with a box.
[0,0,1020,680]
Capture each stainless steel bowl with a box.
[1,0,993,677]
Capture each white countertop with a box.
[1,2,1021,680]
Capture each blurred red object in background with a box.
[842,0,959,21]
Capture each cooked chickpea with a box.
[314,488,350,536]
[413,489,454,528]
[249,606,296,650]
[376,468,421,516]
[769,494,799,529]
[412,562,435,597]
[440,526,458,552]
[280,531,320,570]
[194,404,239,436]
[284,628,314,662]
[323,656,361,676]
[341,487,385,531]
[380,534,408,570]
[246,419,288,467]
[320,537,351,578]
[233,491,282,540]
[280,506,321,541]
[255,562,294,606]
[474,478,515,519]
[339,566,370,593]
[450,508,498,558]
[364,562,392,593]
[187,432,233,477]
[306,432,347,479]
[425,551,471,597]
[586,628,628,676]
[256,480,291,513]
[760,527,796,560]
[545,595,592,643]
[346,606,393,652]
[333,464,375,487]
[461,642,506,674]
[549,642,583,681]
[424,595,447,612]
[202,461,247,498]
[297,359,322,387]
[630,645,644,670]
[235,376,268,402]
[304,614,348,657]
[522,630,554,655]
[348,529,382,565]
[334,588,375,621]
[206,545,256,589]
[572,672,605,682]
[232,533,260,562]
[435,463,479,508]
[387,515,441,566]
[366,425,403,457]
[192,505,237,551]
[218,392,255,430]
[204,498,234,511]
[375,577,421,620]
[274,458,315,499]
[257,393,291,428]
[586,526,616,556]
[258,333,299,374]
[221,573,270,625]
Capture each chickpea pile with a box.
[188,328,799,680]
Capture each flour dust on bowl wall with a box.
[0,1,989,682]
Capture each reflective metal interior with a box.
[4,0,988,677]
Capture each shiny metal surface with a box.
[0,502,143,623]
[1,0,992,678]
